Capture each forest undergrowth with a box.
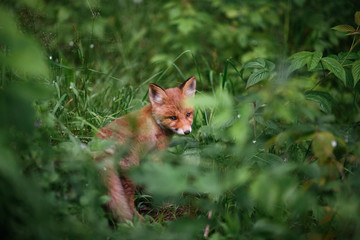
[1,1,360,240]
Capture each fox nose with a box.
[184,130,191,135]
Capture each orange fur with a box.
[95,76,196,221]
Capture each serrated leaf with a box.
[355,11,360,26]
[321,57,346,84]
[308,51,323,71]
[246,69,270,88]
[288,51,312,72]
[331,25,355,32]
[243,58,266,69]
[305,91,334,113]
[288,51,312,60]
[352,59,360,86]
[288,59,307,73]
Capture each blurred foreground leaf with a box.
[312,132,336,161]
[0,8,48,78]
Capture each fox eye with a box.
[169,116,177,121]
[186,112,192,117]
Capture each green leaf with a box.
[305,91,334,113]
[352,60,360,86]
[246,69,270,88]
[288,59,307,72]
[346,30,360,36]
[288,51,312,72]
[264,59,275,71]
[243,58,266,69]
[288,51,312,60]
[321,57,346,84]
[331,25,355,32]
[308,51,323,71]
[355,11,360,26]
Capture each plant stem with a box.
[311,27,359,90]
[340,26,360,66]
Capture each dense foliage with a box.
[1,0,360,239]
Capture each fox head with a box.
[149,76,196,135]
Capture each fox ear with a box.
[149,83,167,105]
[179,76,196,97]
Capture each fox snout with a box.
[173,127,192,136]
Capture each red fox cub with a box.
[95,76,196,221]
